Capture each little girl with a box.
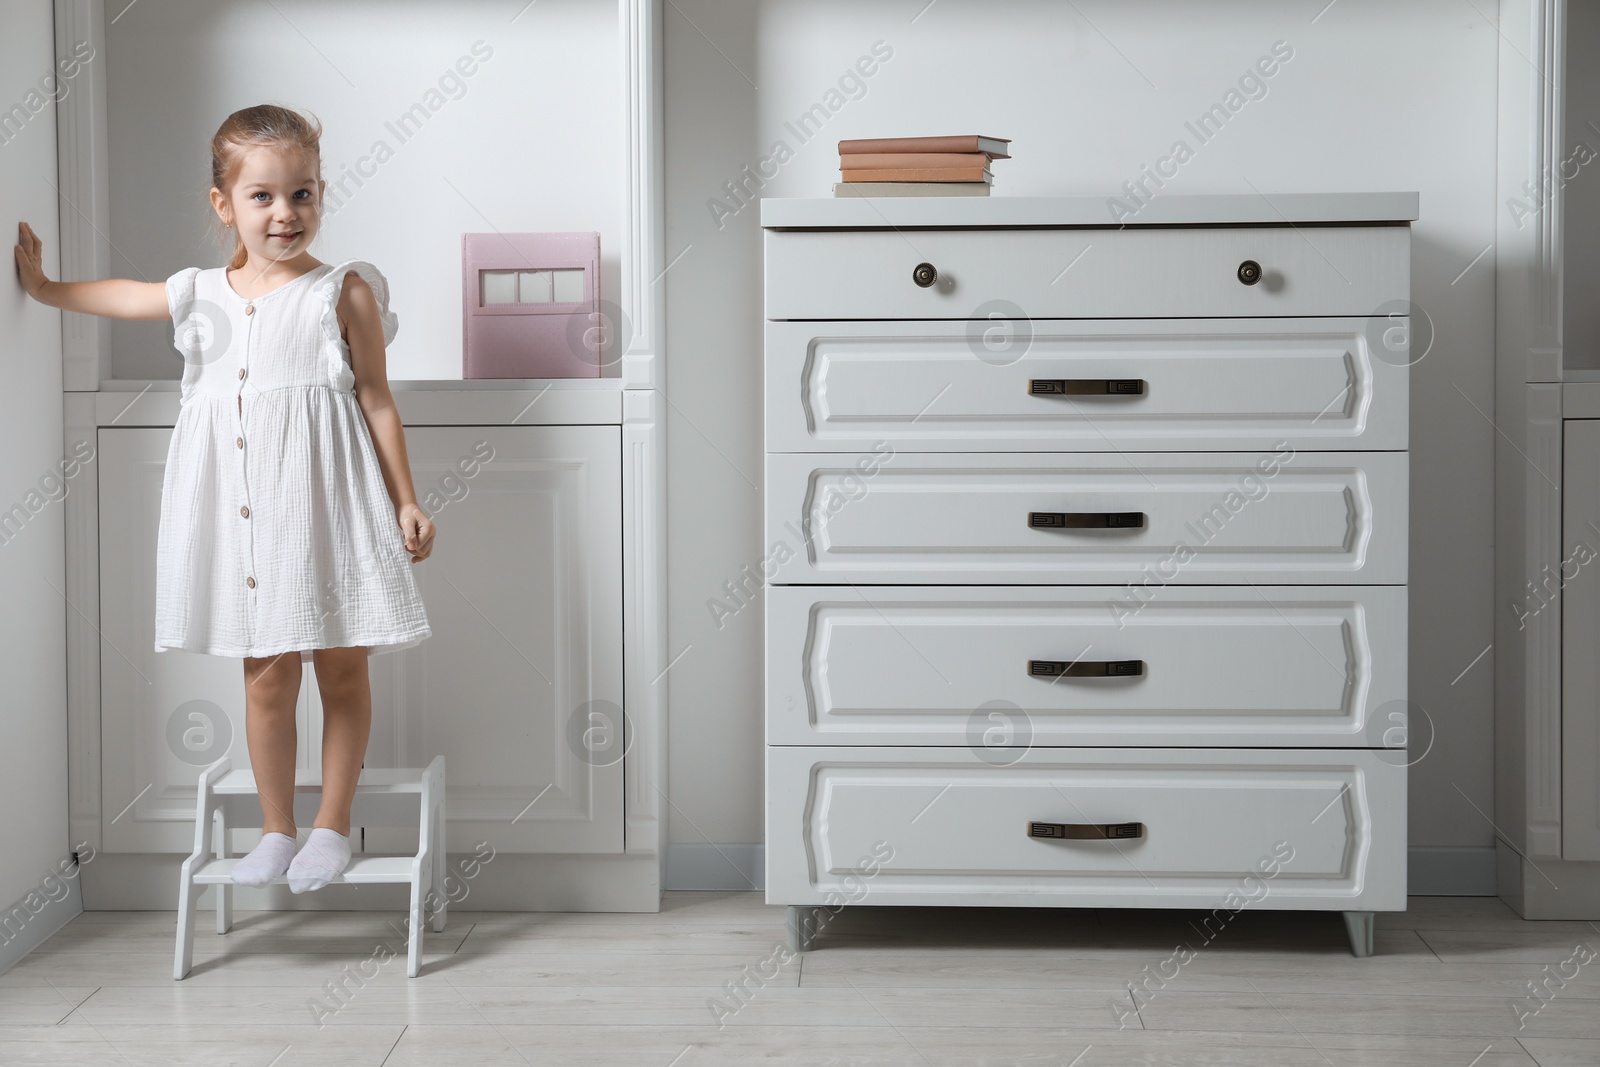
[14,103,435,893]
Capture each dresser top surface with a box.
[760,192,1418,229]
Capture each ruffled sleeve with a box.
[164,266,202,361]
[314,259,400,354]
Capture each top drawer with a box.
[765,225,1409,320]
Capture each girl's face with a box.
[213,144,324,267]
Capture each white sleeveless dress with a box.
[154,259,432,660]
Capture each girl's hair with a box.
[209,104,323,270]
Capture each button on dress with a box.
[154,259,431,661]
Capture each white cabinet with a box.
[763,194,1413,956]
[96,423,623,857]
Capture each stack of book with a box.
[835,135,1011,197]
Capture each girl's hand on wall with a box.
[398,503,435,563]
[14,222,50,300]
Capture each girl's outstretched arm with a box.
[14,221,169,320]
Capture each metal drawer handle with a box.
[1029,658,1145,678]
[1237,259,1263,285]
[1029,378,1145,397]
[912,262,938,288]
[1028,511,1145,530]
[1029,821,1145,840]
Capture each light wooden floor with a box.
[1,893,1598,1065]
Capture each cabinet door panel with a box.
[1563,420,1600,861]
[97,424,623,855]
[365,425,623,854]
[98,428,321,852]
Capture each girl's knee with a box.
[243,654,301,697]
[313,649,370,703]
[311,646,367,673]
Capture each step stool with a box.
[174,754,446,980]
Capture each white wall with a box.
[0,0,75,939]
[663,0,1499,885]
[100,0,621,381]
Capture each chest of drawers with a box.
[761,194,1414,958]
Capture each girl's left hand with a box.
[398,503,434,563]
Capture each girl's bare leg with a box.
[231,652,305,886]
[243,652,303,835]
[309,645,372,835]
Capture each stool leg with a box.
[430,793,447,933]
[214,808,232,934]
[406,875,425,978]
[174,873,200,980]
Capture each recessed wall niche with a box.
[91,0,621,382]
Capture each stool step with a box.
[192,856,417,885]
[214,769,431,795]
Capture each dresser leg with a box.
[1343,911,1375,957]
[787,905,828,952]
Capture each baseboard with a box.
[43,844,1501,908]
[1496,841,1526,914]
[664,844,1501,896]
[665,843,765,891]
[1498,841,1600,918]
[0,856,85,977]
[1408,846,1499,895]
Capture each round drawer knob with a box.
[912,262,938,288]
[1237,259,1263,286]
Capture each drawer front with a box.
[765,746,1405,909]
[765,450,1407,584]
[765,317,1409,453]
[765,226,1409,320]
[766,586,1407,748]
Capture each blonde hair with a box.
[209,104,323,270]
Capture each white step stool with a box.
[174,754,446,980]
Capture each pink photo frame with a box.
[462,232,602,378]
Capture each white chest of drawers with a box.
[761,193,1415,958]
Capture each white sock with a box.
[231,831,297,886]
[287,827,352,893]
